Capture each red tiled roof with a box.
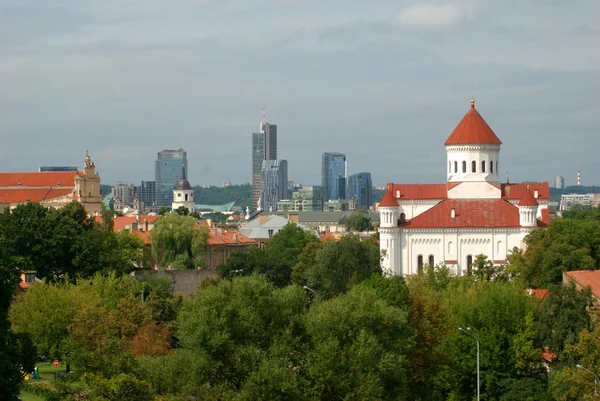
[502,182,550,201]
[0,188,73,204]
[444,101,502,146]
[525,288,548,302]
[542,346,558,363]
[540,208,550,226]
[518,189,539,207]
[132,230,152,245]
[0,172,77,187]
[320,232,337,242]
[207,229,255,246]
[113,215,161,231]
[379,189,399,207]
[405,199,529,229]
[565,270,600,299]
[390,183,448,200]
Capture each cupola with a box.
[379,186,399,228]
[518,187,539,227]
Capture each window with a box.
[449,161,451,173]
[428,255,435,266]
[417,255,424,273]
[496,161,499,174]
[268,229,274,238]
[462,161,467,173]
[448,241,454,254]
[185,194,188,201]
[490,161,494,173]
[466,255,473,275]
[472,161,476,173]
[481,161,486,173]
[454,161,458,173]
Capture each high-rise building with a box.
[321,152,347,202]
[155,149,188,207]
[347,172,373,209]
[251,113,278,210]
[277,186,323,212]
[554,175,565,190]
[134,181,156,211]
[260,159,287,212]
[113,183,135,212]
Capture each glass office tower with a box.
[321,152,347,202]
[155,149,188,207]
[347,172,372,208]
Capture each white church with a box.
[379,99,550,276]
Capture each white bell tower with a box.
[378,186,401,276]
[172,166,195,213]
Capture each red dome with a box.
[379,189,398,207]
[518,189,538,207]
[444,100,502,146]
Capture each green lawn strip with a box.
[19,388,45,401]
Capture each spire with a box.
[470,98,475,108]
[260,103,267,133]
[181,165,186,180]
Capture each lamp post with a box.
[577,364,599,396]
[229,269,243,290]
[303,286,317,311]
[459,327,480,401]
[303,285,316,294]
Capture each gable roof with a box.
[239,215,314,239]
[444,100,502,146]
[0,172,78,188]
[502,182,550,201]
[564,270,600,299]
[389,183,448,200]
[405,199,533,229]
[0,188,73,204]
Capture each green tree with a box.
[174,206,189,216]
[344,211,372,232]
[302,235,382,300]
[158,207,169,216]
[151,214,208,269]
[86,373,154,401]
[0,237,36,400]
[472,254,508,282]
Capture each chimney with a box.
[451,208,456,219]
[396,190,401,198]
[534,189,539,199]
[145,219,148,231]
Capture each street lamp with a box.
[459,327,480,401]
[577,364,599,396]
[303,285,316,294]
[229,269,243,290]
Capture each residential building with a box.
[202,226,257,269]
[559,193,600,211]
[155,149,188,207]
[172,166,195,213]
[324,199,351,212]
[379,99,550,276]
[554,175,564,190]
[277,186,323,212]
[113,183,135,212]
[0,153,103,214]
[564,270,600,300]
[321,152,347,202]
[239,214,314,248]
[347,172,373,208]
[260,159,287,212]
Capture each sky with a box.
[1,0,599,187]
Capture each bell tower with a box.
[74,152,102,214]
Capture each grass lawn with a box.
[19,389,45,401]
[19,362,70,400]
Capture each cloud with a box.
[396,3,467,30]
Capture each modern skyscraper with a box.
[260,159,287,212]
[554,175,565,190]
[321,152,347,202]
[251,109,278,210]
[134,181,156,210]
[347,172,373,209]
[155,149,188,207]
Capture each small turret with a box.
[379,186,399,228]
[518,187,539,227]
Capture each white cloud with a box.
[396,3,467,30]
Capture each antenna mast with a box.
[260,103,267,133]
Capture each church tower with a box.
[74,152,102,214]
[445,99,503,199]
[171,166,195,213]
[378,186,400,276]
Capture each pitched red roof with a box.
[565,270,600,299]
[525,288,548,302]
[444,100,502,146]
[389,183,448,200]
[132,230,152,245]
[0,188,73,204]
[0,172,77,187]
[502,182,550,201]
[207,229,255,246]
[113,215,161,231]
[405,199,528,229]
[379,189,399,207]
[542,346,558,363]
[518,189,539,207]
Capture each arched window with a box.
[449,161,451,173]
[428,255,435,266]
[471,160,476,173]
[490,161,494,173]
[454,161,458,173]
[462,161,467,173]
[497,240,503,254]
[399,212,406,223]
[481,161,486,173]
[466,255,473,275]
[448,241,454,254]
[417,255,424,272]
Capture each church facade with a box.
[379,100,550,276]
[0,153,103,214]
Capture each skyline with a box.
[1,0,599,187]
